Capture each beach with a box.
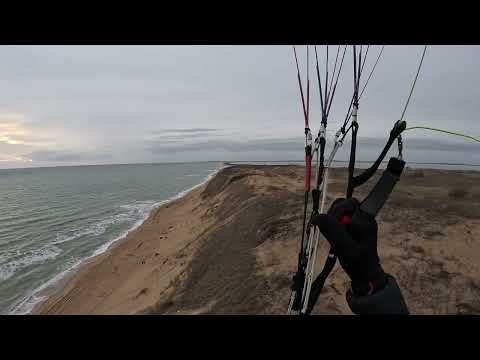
[33,165,480,315]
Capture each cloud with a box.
[154,128,219,134]
[148,128,226,142]
[146,135,479,156]
[147,137,303,154]
[357,136,479,153]
[152,133,224,141]
[0,154,32,162]
[0,112,55,147]
[25,150,113,162]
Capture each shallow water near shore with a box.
[0,162,222,314]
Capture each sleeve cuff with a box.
[346,274,410,315]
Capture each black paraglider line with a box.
[290,44,431,315]
[300,45,429,315]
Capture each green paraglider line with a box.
[404,126,480,143]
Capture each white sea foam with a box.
[52,201,156,246]
[9,257,83,315]
[9,163,226,315]
[0,245,62,282]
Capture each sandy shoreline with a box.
[33,165,480,315]
[32,180,215,314]
[25,166,224,315]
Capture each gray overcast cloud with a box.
[0,45,478,168]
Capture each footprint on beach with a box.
[135,288,149,299]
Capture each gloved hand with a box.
[312,197,387,296]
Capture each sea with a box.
[0,162,223,314]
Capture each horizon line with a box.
[1,159,480,171]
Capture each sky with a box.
[0,45,478,169]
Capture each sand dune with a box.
[34,165,480,315]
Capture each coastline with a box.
[26,164,480,314]
[12,164,226,315]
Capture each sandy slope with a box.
[33,182,216,315]
[34,165,480,315]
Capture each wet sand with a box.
[34,165,480,314]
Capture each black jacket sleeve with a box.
[346,274,409,315]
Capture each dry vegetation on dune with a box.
[154,165,480,315]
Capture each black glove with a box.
[312,198,387,296]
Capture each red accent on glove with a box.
[339,215,352,225]
[367,281,374,296]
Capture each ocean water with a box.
[0,162,223,314]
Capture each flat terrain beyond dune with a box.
[34,165,480,315]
